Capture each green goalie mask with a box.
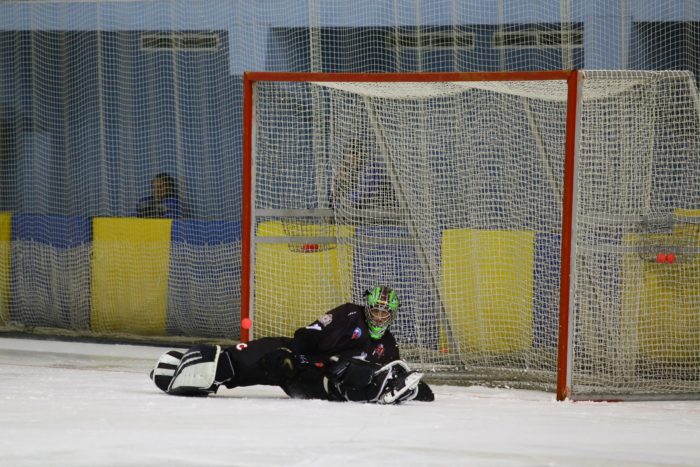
[365,286,400,340]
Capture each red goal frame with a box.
[242,70,583,401]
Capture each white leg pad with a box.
[153,352,181,378]
[168,345,221,394]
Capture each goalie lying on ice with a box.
[149,286,434,404]
[150,341,432,404]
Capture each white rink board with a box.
[1,337,699,467]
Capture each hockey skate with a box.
[374,360,424,404]
[381,370,423,404]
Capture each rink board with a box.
[91,217,171,335]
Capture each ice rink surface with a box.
[1,337,699,467]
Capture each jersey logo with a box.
[235,343,248,351]
[372,344,385,359]
[305,323,322,331]
[352,352,368,361]
[352,327,362,340]
[318,313,333,327]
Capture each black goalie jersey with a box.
[288,303,400,366]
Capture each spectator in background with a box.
[331,139,398,211]
[136,172,183,219]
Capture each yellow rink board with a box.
[91,218,171,335]
[253,221,353,338]
[622,209,700,360]
[0,212,10,325]
[441,229,534,354]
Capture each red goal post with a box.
[242,70,582,401]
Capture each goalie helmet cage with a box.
[241,70,700,402]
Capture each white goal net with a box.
[245,70,700,400]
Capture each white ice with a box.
[1,337,699,467]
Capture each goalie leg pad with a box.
[150,350,184,393]
[373,360,423,405]
[167,345,222,396]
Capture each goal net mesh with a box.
[250,71,700,397]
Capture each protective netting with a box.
[0,2,699,398]
[250,71,700,399]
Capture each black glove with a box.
[326,356,375,390]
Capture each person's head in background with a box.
[151,173,178,202]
